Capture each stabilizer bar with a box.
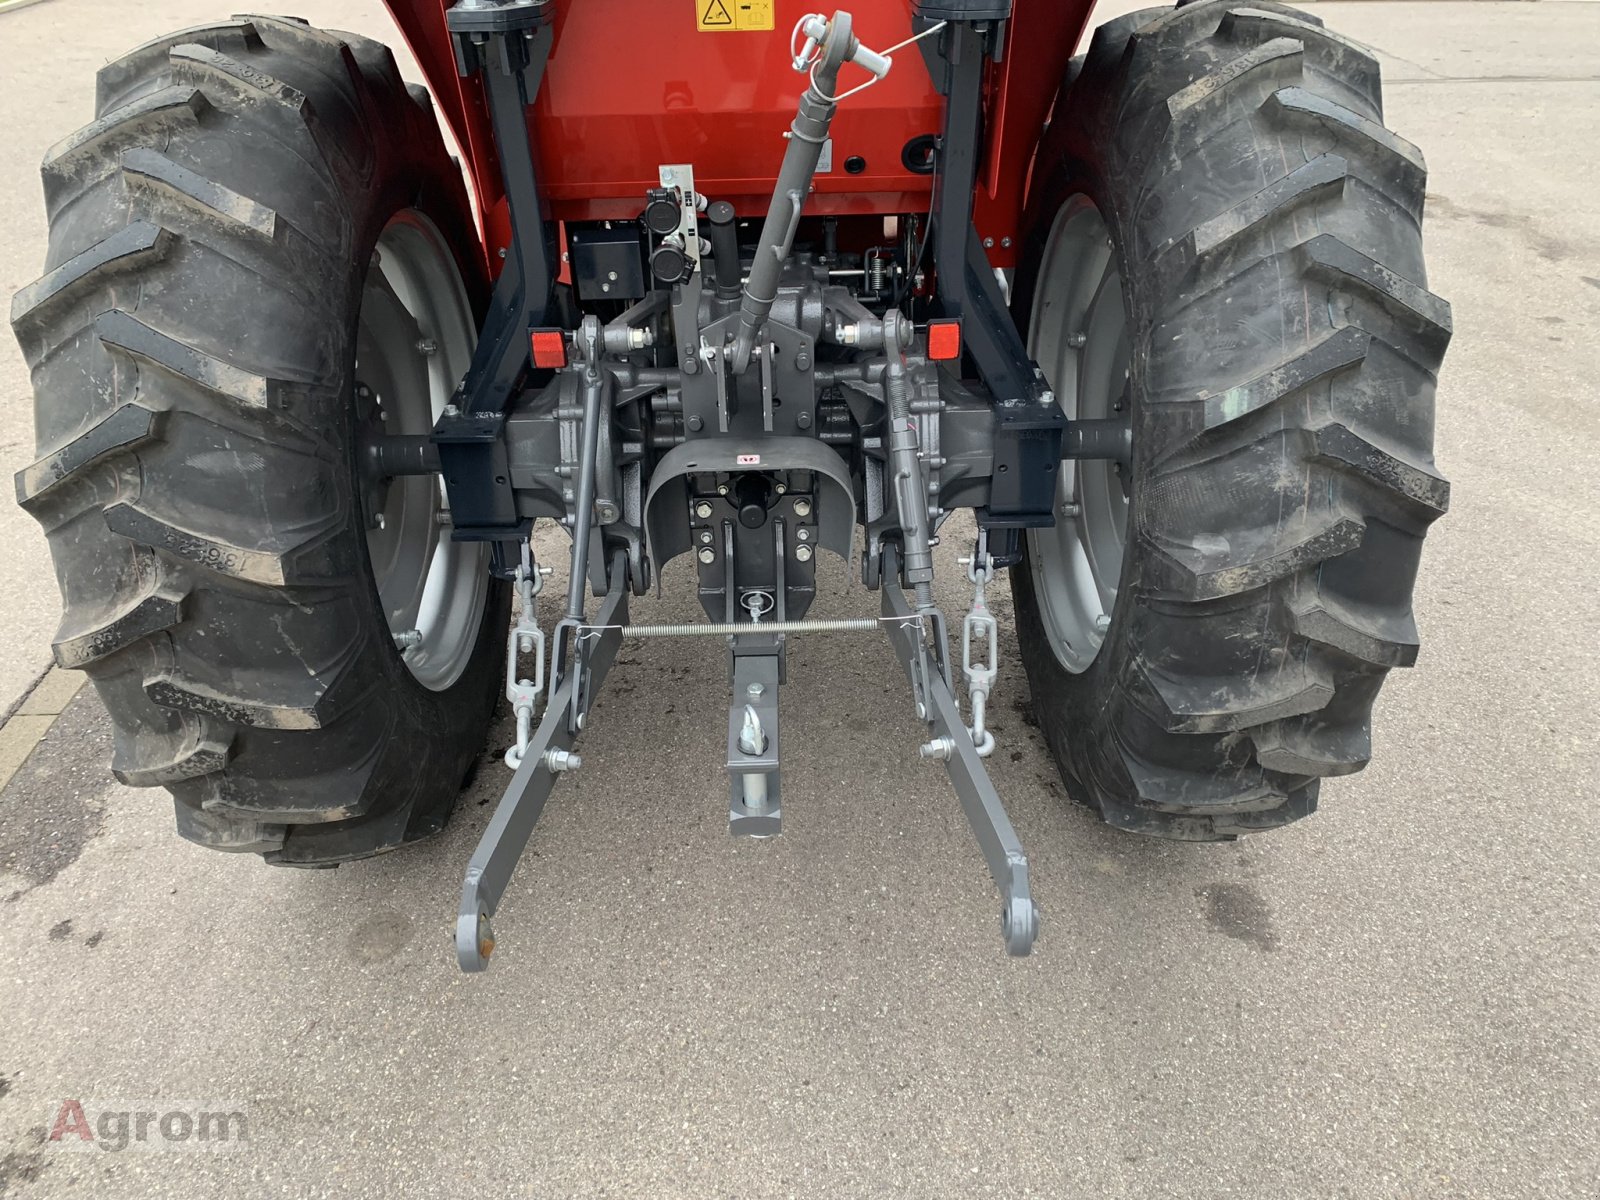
[881,547,1039,956]
[456,549,631,972]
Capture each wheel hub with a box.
[357,215,489,691]
[1025,196,1132,674]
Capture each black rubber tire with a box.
[10,16,508,864]
[1010,0,1451,839]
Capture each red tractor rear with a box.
[11,0,1449,968]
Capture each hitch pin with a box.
[739,705,769,812]
[790,13,946,101]
[791,14,828,70]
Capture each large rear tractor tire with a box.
[1011,0,1451,838]
[10,16,507,864]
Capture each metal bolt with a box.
[594,499,620,524]
[542,749,581,773]
[415,338,438,357]
[1059,501,1080,519]
[792,498,812,518]
[774,482,787,495]
[795,526,811,542]
[436,510,453,526]
[443,403,460,417]
[393,628,422,649]
[717,484,730,495]
[1001,236,1013,248]
[687,414,704,432]
[1067,331,1087,349]
[498,247,507,259]
[694,500,715,519]
[796,350,811,370]
[919,736,956,761]
[373,513,386,530]
[1094,613,1112,635]
[982,237,995,249]
[794,544,813,563]
[608,270,619,281]
[746,682,765,699]
[698,547,716,564]
[698,529,714,546]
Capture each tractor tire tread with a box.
[1010,0,1449,838]
[14,19,503,863]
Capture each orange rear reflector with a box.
[530,329,568,369]
[926,319,961,362]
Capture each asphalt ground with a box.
[0,1,1597,1197]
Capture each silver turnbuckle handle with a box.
[504,545,549,770]
[959,544,998,758]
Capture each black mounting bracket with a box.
[916,13,1064,532]
[434,0,558,554]
[915,0,1014,18]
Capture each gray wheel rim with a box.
[1025,196,1131,674]
[359,213,488,691]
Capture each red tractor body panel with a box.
[384,0,1095,268]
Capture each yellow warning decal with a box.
[697,0,774,33]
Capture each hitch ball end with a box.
[1000,893,1039,957]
